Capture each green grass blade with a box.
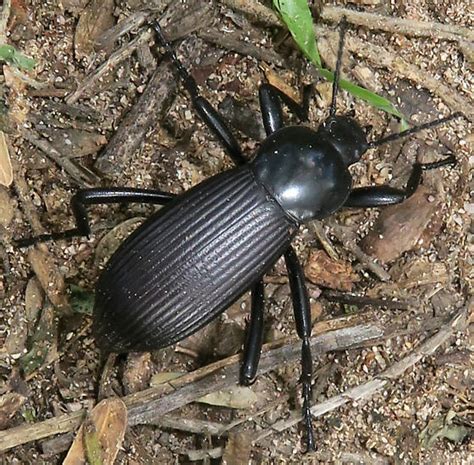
[272,0,406,123]
[273,0,321,67]
[318,68,405,120]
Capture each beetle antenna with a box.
[368,112,464,148]
[329,16,349,117]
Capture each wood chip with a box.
[222,432,252,465]
[261,63,300,102]
[305,249,359,291]
[0,393,26,430]
[360,187,441,263]
[122,352,152,395]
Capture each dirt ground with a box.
[0,0,472,464]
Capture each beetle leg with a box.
[153,22,245,166]
[259,83,313,134]
[240,280,265,385]
[16,188,175,247]
[284,246,316,452]
[344,154,456,208]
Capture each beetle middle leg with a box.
[16,188,175,247]
[257,81,318,451]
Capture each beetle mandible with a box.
[19,18,461,451]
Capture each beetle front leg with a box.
[16,188,175,247]
[284,246,315,453]
[344,154,456,208]
[259,83,313,134]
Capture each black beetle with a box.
[19,18,460,451]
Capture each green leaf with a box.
[0,44,35,70]
[273,0,320,67]
[272,0,407,123]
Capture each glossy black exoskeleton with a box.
[17,17,460,452]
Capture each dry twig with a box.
[220,1,473,119]
[66,29,153,105]
[22,129,101,188]
[253,303,469,444]
[320,5,474,44]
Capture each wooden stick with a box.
[220,0,473,119]
[198,29,285,67]
[66,29,153,105]
[220,1,473,44]
[0,0,11,43]
[0,323,383,452]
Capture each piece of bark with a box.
[0,131,12,187]
[305,249,359,291]
[360,187,440,263]
[27,247,68,311]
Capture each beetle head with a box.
[317,115,368,166]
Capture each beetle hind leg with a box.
[284,247,316,452]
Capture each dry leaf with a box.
[150,372,183,387]
[94,217,146,266]
[39,128,107,158]
[0,392,26,429]
[305,249,359,291]
[19,303,58,377]
[197,386,258,409]
[74,0,115,59]
[0,131,13,187]
[63,398,127,465]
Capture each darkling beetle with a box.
[18,18,461,451]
